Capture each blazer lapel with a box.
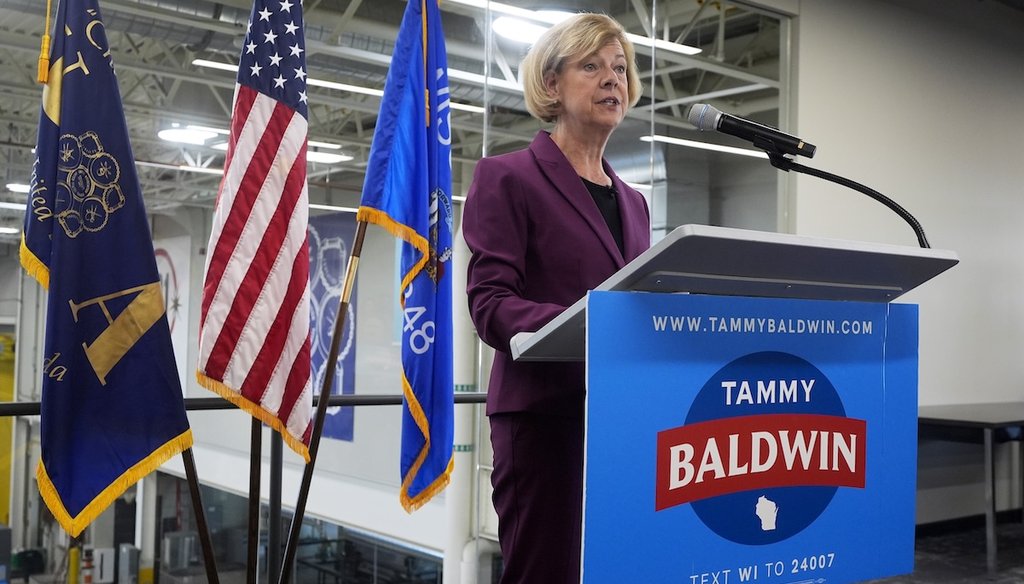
[607,169,648,262]
[529,132,626,267]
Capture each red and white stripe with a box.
[197,85,313,458]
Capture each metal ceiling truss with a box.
[0,0,783,244]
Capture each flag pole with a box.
[269,433,283,581]
[246,419,262,584]
[68,536,81,584]
[277,220,368,584]
[182,448,220,584]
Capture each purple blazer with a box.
[463,131,651,417]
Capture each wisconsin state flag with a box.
[357,0,454,511]
[20,0,193,536]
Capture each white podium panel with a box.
[511,224,958,362]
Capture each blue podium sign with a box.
[583,291,918,584]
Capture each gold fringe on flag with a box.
[37,429,194,537]
[196,372,312,463]
[398,370,454,512]
[19,235,50,290]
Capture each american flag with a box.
[197,0,313,460]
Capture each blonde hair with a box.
[520,13,642,124]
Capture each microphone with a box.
[688,103,816,159]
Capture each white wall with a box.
[785,0,1024,522]
[792,0,1024,404]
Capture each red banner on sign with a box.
[655,414,866,511]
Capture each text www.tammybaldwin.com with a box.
[651,315,874,335]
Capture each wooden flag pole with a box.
[276,221,368,584]
[182,448,221,584]
[246,419,262,584]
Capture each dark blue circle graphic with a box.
[685,351,845,545]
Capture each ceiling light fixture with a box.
[308,78,383,97]
[636,84,771,112]
[191,59,237,73]
[135,160,225,175]
[307,151,354,164]
[629,35,702,57]
[446,0,562,21]
[187,125,230,136]
[179,165,224,175]
[493,11,571,44]
[445,68,520,92]
[0,227,19,235]
[449,101,486,114]
[446,0,701,55]
[309,203,358,213]
[309,140,342,150]
[0,201,26,211]
[491,17,546,42]
[159,124,218,145]
[6,183,30,194]
[641,135,768,159]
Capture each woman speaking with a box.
[463,13,652,584]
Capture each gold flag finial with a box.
[37,0,53,83]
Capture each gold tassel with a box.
[37,0,53,84]
[37,34,50,84]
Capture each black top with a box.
[581,177,624,255]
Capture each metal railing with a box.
[0,392,489,582]
[0,392,488,416]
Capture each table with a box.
[918,402,1024,575]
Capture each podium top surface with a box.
[510,224,959,362]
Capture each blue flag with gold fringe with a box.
[356,0,454,511]
[20,0,193,537]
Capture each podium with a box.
[512,224,958,584]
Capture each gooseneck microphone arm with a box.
[764,152,930,249]
[687,103,931,249]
